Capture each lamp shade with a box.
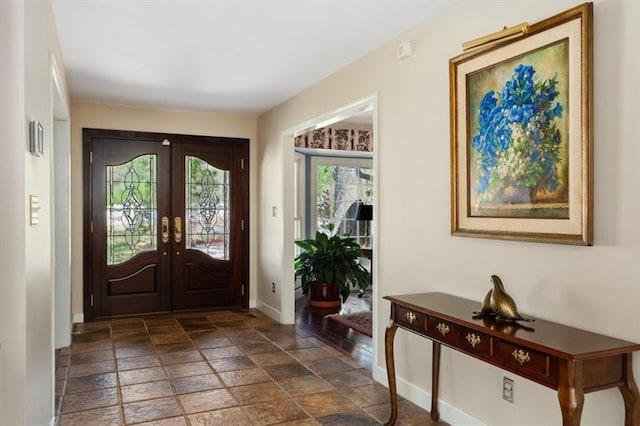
[354,204,373,221]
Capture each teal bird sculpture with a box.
[490,275,534,322]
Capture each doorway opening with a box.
[281,94,378,354]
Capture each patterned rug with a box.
[326,310,372,337]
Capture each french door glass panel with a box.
[106,154,157,265]
[185,155,231,259]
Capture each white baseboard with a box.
[372,365,485,426]
[249,298,257,309]
[255,300,281,323]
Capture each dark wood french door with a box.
[83,129,249,318]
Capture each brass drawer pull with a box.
[436,323,450,336]
[466,333,481,348]
[512,349,531,365]
[405,311,417,324]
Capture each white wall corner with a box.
[372,365,486,426]
[249,298,257,309]
[71,313,84,324]
[256,300,281,323]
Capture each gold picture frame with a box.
[450,3,593,245]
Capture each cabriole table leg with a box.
[558,360,584,426]
[384,321,398,426]
[618,353,639,426]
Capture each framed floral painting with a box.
[450,3,593,245]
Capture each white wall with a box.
[0,1,27,424]
[69,103,258,317]
[0,0,70,423]
[257,0,640,424]
[24,0,71,423]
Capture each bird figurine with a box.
[473,289,496,316]
[489,275,534,322]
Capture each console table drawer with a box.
[494,339,558,385]
[428,319,490,356]
[460,329,491,356]
[394,306,426,333]
[428,318,460,342]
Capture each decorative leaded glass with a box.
[185,156,230,259]
[106,155,157,265]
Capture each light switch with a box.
[272,206,278,217]
[30,195,39,225]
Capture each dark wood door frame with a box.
[82,128,250,321]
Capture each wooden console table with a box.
[384,292,640,425]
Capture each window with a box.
[294,152,305,248]
[309,156,373,245]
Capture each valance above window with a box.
[295,127,372,152]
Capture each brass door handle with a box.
[161,216,169,243]
[174,217,182,243]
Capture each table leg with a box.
[431,341,441,421]
[558,360,584,426]
[618,353,640,426]
[384,321,398,426]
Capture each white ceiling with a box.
[52,0,445,115]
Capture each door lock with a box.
[174,217,182,243]
[161,216,169,243]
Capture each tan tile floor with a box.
[56,309,445,425]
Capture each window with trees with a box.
[310,156,373,246]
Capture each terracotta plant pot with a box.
[309,282,341,309]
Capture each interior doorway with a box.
[281,94,378,337]
[83,129,249,319]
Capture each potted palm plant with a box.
[294,230,371,308]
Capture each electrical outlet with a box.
[503,377,514,403]
[271,282,276,293]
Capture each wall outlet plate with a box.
[503,376,514,403]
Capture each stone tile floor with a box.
[56,309,445,425]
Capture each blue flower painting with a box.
[468,41,569,218]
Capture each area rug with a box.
[326,311,372,337]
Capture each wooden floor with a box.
[294,290,373,371]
